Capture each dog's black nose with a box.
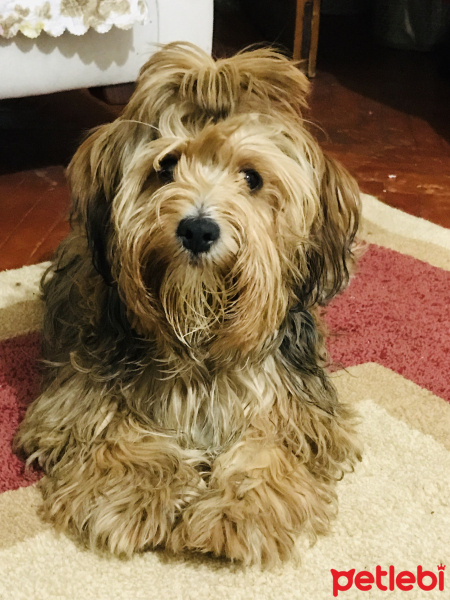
[177,217,220,255]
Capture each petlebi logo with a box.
[331,564,445,597]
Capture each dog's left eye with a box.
[241,168,263,192]
[157,155,179,184]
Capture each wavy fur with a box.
[15,43,361,566]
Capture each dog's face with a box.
[68,43,359,358]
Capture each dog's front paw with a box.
[169,488,300,566]
[39,459,205,557]
[169,446,339,566]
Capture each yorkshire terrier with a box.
[15,43,361,566]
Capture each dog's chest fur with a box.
[136,355,282,453]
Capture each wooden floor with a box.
[0,8,449,271]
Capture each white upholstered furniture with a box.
[0,0,214,99]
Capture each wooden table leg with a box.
[293,0,321,77]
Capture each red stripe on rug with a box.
[327,244,450,402]
[0,333,42,492]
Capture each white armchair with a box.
[0,0,214,99]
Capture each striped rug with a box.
[0,194,449,600]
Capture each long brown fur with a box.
[15,43,361,566]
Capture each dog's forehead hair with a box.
[177,117,288,168]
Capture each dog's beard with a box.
[129,235,289,358]
[152,243,290,358]
[159,261,234,348]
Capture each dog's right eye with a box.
[241,168,263,192]
[157,155,179,184]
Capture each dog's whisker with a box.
[118,119,161,134]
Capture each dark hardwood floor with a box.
[0,6,449,271]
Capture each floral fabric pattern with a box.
[0,0,147,39]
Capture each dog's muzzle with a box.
[177,217,220,255]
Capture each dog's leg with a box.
[16,383,207,557]
[40,434,206,557]
[169,435,337,565]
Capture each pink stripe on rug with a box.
[327,244,450,402]
[0,333,42,492]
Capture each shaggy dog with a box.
[15,43,361,566]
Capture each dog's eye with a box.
[157,155,179,184]
[241,168,263,192]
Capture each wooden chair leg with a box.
[293,0,321,78]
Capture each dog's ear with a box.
[301,155,360,306]
[124,42,310,125]
[67,122,137,285]
[277,309,336,414]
